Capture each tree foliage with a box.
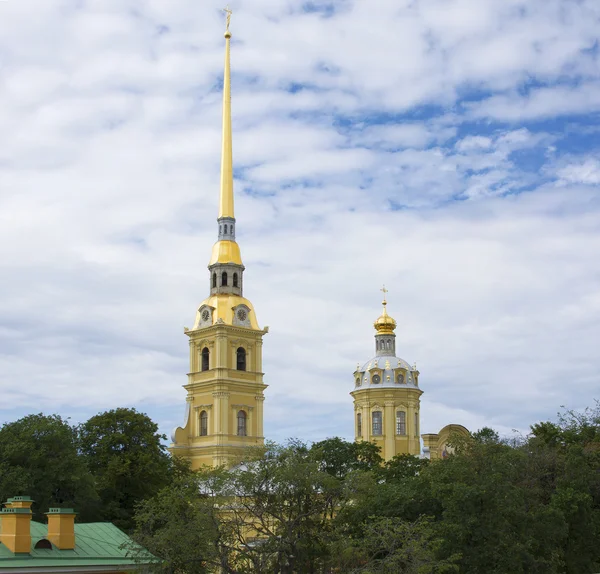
[78,407,173,530]
[0,414,99,521]
[132,403,600,574]
[0,409,178,529]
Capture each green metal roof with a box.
[0,521,155,570]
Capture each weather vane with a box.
[223,5,232,32]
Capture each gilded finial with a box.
[223,5,232,35]
[374,285,396,334]
[381,284,388,305]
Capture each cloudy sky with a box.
[1,0,599,445]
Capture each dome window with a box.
[224,224,228,234]
[372,411,382,436]
[396,411,406,435]
[397,373,405,385]
[233,272,239,288]
[212,273,217,288]
[221,272,228,286]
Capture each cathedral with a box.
[169,17,468,469]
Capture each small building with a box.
[0,496,153,573]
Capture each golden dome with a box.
[374,297,396,335]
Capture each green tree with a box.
[130,477,218,574]
[0,414,99,521]
[333,516,459,574]
[78,408,173,531]
[310,437,383,479]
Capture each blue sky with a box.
[0,0,599,444]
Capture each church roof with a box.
[0,522,153,571]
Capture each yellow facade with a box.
[422,424,470,460]
[169,20,267,469]
[171,320,267,469]
[351,386,423,461]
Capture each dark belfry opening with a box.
[233,273,238,287]
[222,272,228,286]
[236,347,246,371]
[212,273,217,288]
[201,347,209,371]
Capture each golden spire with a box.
[219,5,234,219]
[374,285,397,334]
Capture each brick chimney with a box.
[46,508,77,550]
[0,496,33,554]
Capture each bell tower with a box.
[170,12,268,469]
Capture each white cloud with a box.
[0,0,599,445]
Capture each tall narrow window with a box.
[357,413,362,437]
[415,413,419,437]
[237,410,247,436]
[233,273,238,288]
[236,347,246,371]
[221,272,228,286]
[201,347,209,371]
[396,411,406,435]
[372,411,382,436]
[212,273,217,288]
[224,224,228,234]
[200,411,208,436]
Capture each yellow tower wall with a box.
[351,386,423,461]
[170,322,267,469]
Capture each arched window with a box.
[201,347,209,371]
[396,411,406,435]
[219,225,222,235]
[237,410,247,436]
[221,272,228,286]
[397,373,405,385]
[200,411,208,436]
[415,412,419,437]
[236,347,246,371]
[224,224,228,234]
[35,539,52,550]
[212,273,217,288]
[357,413,362,437]
[372,411,382,436]
[233,273,238,288]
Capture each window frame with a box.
[201,347,210,371]
[396,410,406,435]
[372,411,382,436]
[237,410,247,436]
[200,410,208,436]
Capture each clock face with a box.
[372,374,381,384]
[201,310,210,322]
[237,309,247,322]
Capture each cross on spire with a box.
[381,285,388,304]
[223,5,232,31]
